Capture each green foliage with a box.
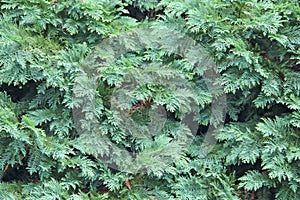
[0,0,300,199]
[0,0,135,43]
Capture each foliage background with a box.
[0,0,299,199]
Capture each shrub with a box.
[0,0,299,199]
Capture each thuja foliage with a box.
[0,0,299,199]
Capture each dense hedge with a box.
[0,0,300,199]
